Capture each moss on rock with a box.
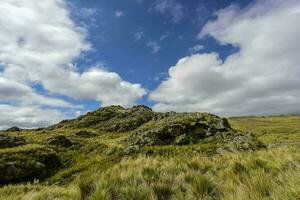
[125,112,264,152]
[0,145,61,184]
[0,134,26,148]
[75,130,97,137]
[49,105,157,132]
[45,135,73,147]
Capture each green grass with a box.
[88,147,299,200]
[229,115,300,145]
[0,115,299,199]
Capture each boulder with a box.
[175,134,189,145]
[216,133,265,154]
[75,130,96,137]
[213,118,231,130]
[45,135,73,147]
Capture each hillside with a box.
[0,106,299,200]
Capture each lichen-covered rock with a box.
[126,112,233,146]
[216,132,265,154]
[125,112,263,152]
[44,105,263,153]
[75,130,97,137]
[175,134,189,145]
[45,135,73,147]
[50,105,157,132]
[0,135,26,148]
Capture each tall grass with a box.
[87,147,299,200]
[0,115,299,199]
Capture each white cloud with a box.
[146,41,161,54]
[42,67,146,107]
[0,77,73,108]
[160,33,169,41]
[154,72,168,82]
[0,104,66,129]
[0,0,145,106]
[0,0,146,128]
[115,10,124,17]
[152,0,184,23]
[80,8,98,17]
[188,44,204,54]
[134,31,144,42]
[150,0,300,116]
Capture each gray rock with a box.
[216,148,228,155]
[0,135,26,148]
[45,135,73,147]
[166,124,183,135]
[175,134,189,145]
[126,113,237,147]
[216,132,265,154]
[0,154,61,184]
[75,130,96,137]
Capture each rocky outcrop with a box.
[125,112,264,152]
[49,105,157,132]
[216,133,265,154]
[5,127,20,132]
[126,112,232,146]
[0,147,61,184]
[45,135,73,147]
[0,105,267,186]
[0,135,26,148]
[44,105,264,153]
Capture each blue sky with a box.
[0,0,300,128]
[64,0,251,111]
[70,0,247,100]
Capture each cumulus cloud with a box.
[151,0,184,23]
[42,67,146,107]
[134,31,144,42]
[80,8,98,18]
[150,0,300,116]
[0,77,73,108]
[160,33,170,41]
[115,10,124,17]
[0,104,66,129]
[146,41,161,54]
[188,44,204,54]
[0,0,146,128]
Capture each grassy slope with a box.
[0,115,299,200]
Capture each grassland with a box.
[0,114,299,200]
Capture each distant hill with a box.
[0,106,299,200]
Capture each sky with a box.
[0,0,300,129]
